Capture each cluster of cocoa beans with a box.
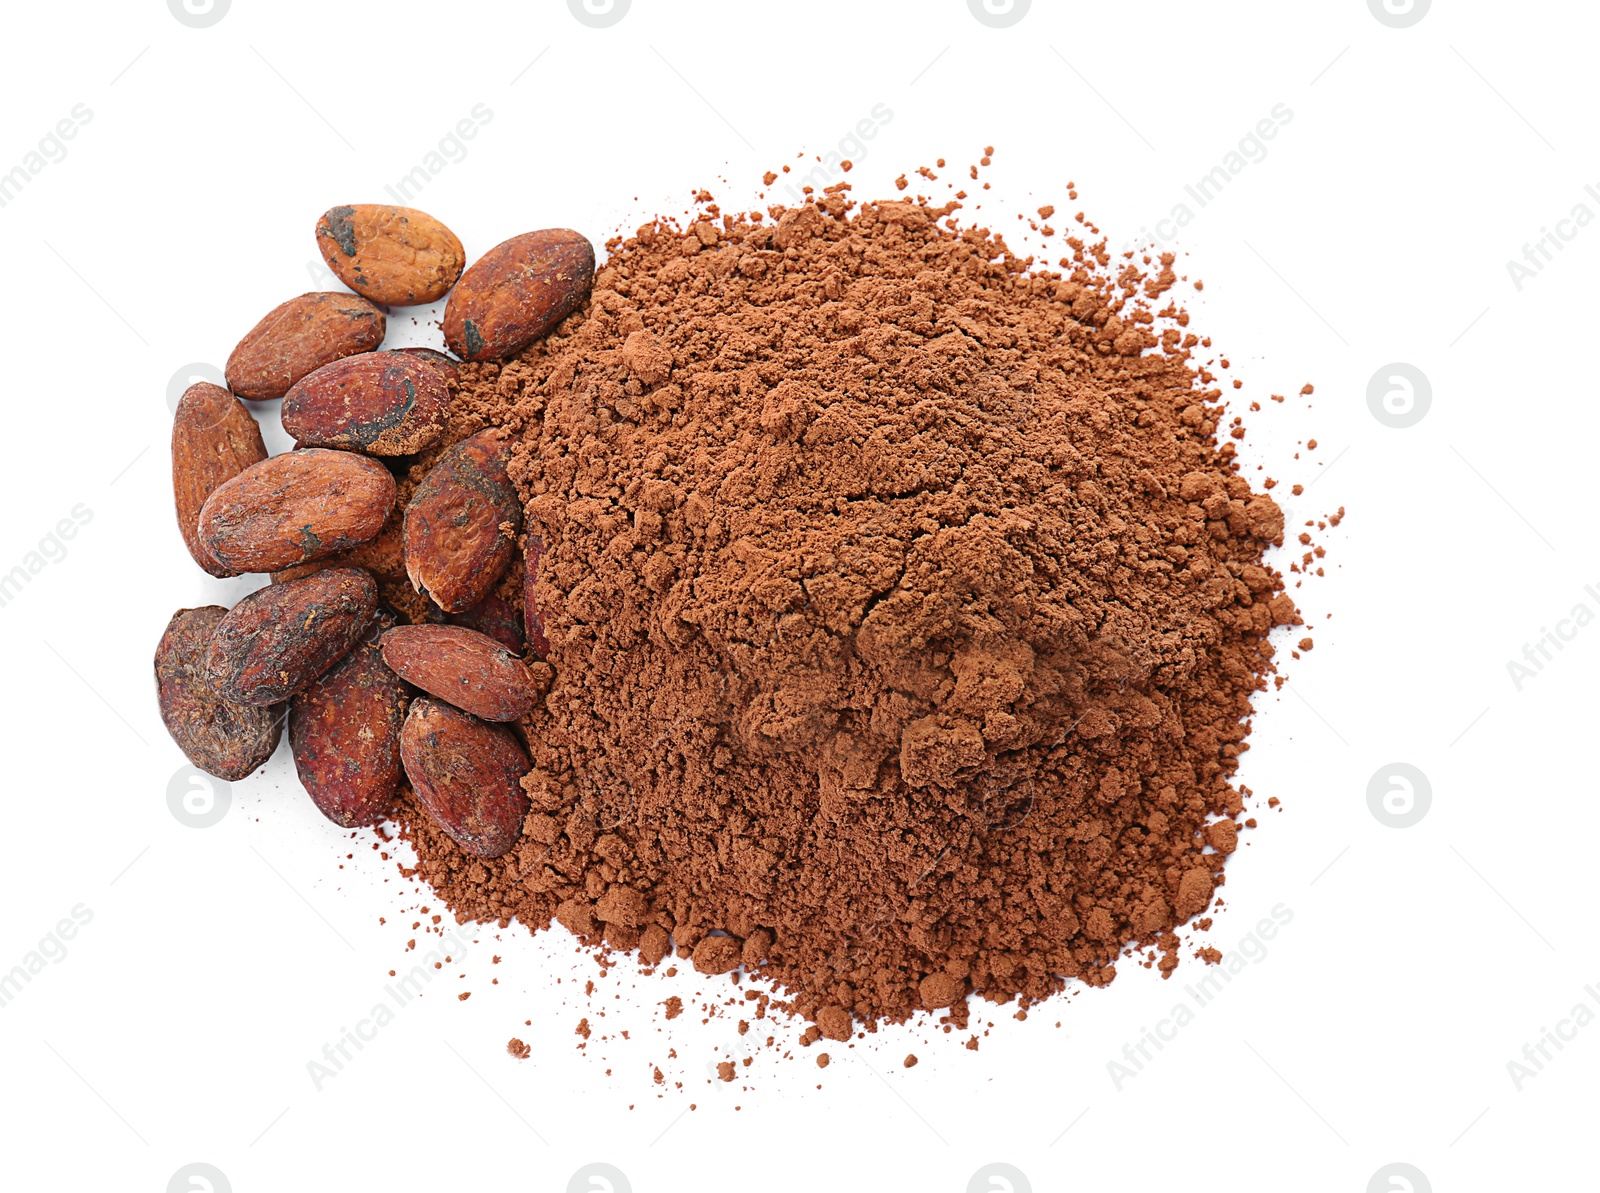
[156,204,594,859]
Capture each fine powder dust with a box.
[394,176,1305,1035]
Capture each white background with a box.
[0,1,1592,1190]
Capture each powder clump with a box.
[416,183,1298,1031]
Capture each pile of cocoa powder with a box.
[394,176,1304,1034]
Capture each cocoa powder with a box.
[393,175,1302,1033]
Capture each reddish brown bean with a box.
[402,430,521,612]
[171,383,268,577]
[380,624,534,722]
[315,205,466,306]
[198,449,396,574]
[400,699,530,858]
[282,351,452,456]
[206,568,377,705]
[442,229,595,361]
[289,611,408,827]
[155,606,283,781]
[449,592,524,654]
[226,292,386,400]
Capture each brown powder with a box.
[393,175,1303,1035]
